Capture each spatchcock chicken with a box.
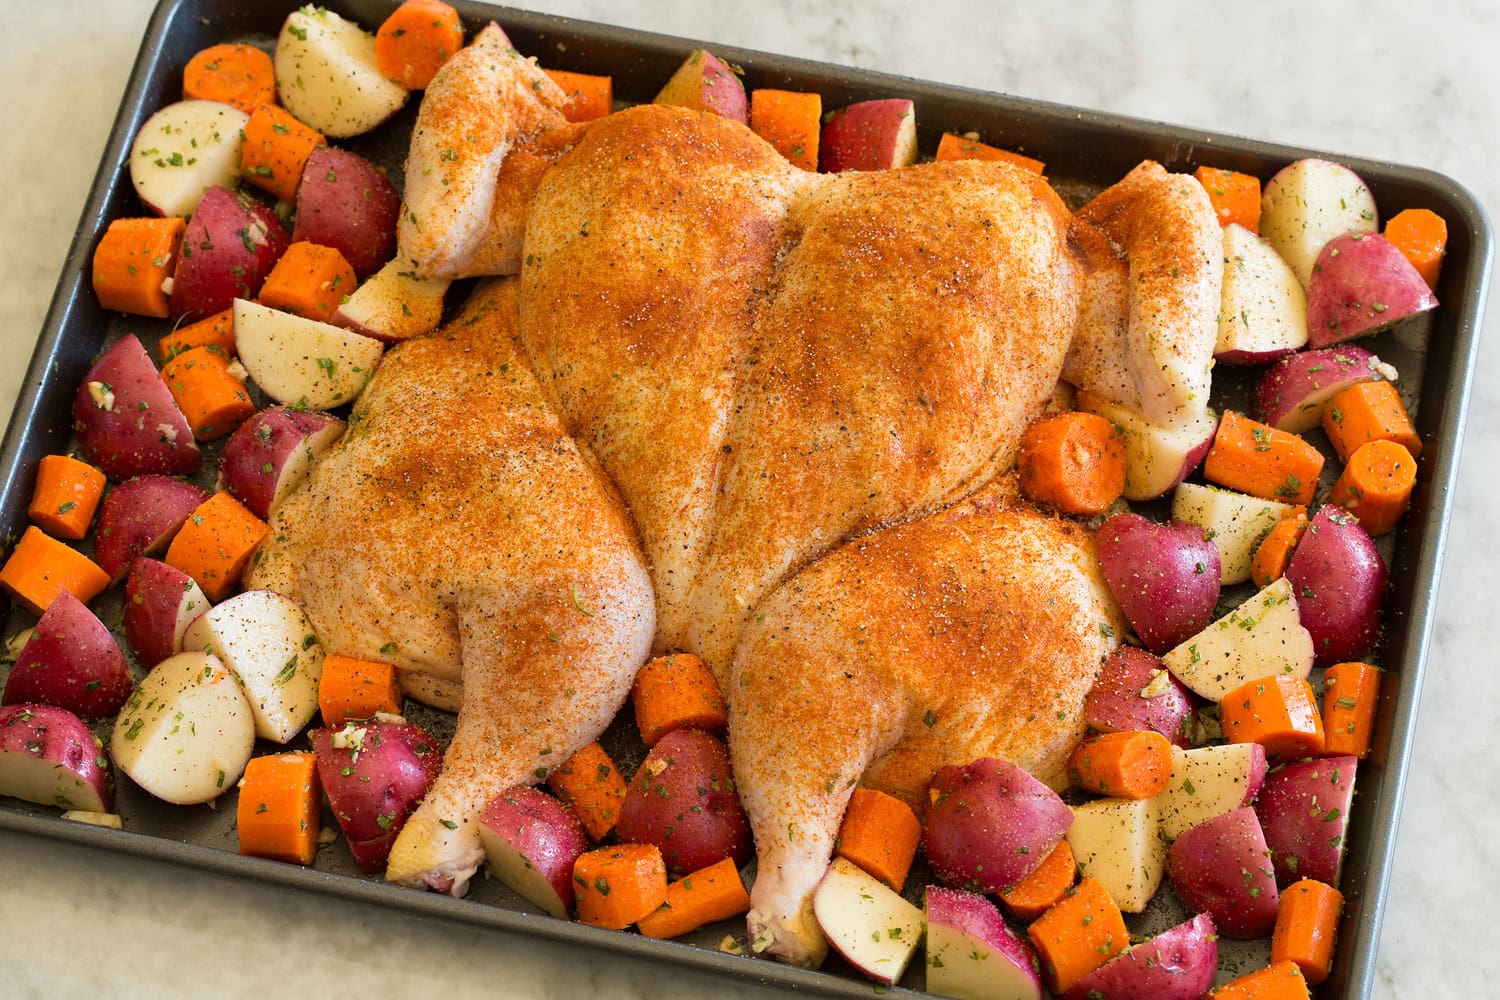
[248,22,1221,966]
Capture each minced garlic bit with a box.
[331,725,368,752]
[4,629,34,662]
[1138,669,1173,699]
[372,711,406,724]
[87,380,115,412]
[718,935,747,956]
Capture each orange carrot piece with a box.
[630,652,727,747]
[318,653,403,725]
[1271,878,1344,985]
[1194,166,1262,232]
[27,455,106,541]
[374,0,465,90]
[1328,440,1417,537]
[161,345,255,442]
[935,132,1046,174]
[1066,730,1173,799]
[1203,410,1324,505]
[572,843,669,930]
[0,526,111,615]
[749,89,822,172]
[1384,207,1447,290]
[1250,506,1310,589]
[1027,878,1129,994]
[182,43,276,113]
[1220,675,1325,762]
[92,217,185,318]
[1211,959,1312,999]
[160,308,236,363]
[1322,379,1422,463]
[545,69,613,123]
[240,104,325,200]
[1017,411,1127,516]
[258,241,357,323]
[999,839,1078,922]
[235,752,322,865]
[636,856,751,939]
[164,490,269,601]
[833,787,922,892]
[1322,661,1381,759]
[547,741,628,841]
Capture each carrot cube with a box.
[319,653,403,725]
[1027,877,1128,994]
[1211,959,1312,999]
[236,752,322,865]
[547,741,627,841]
[1384,207,1447,290]
[1322,380,1422,463]
[1322,661,1381,759]
[92,217,185,318]
[1194,165,1262,232]
[28,455,106,540]
[161,345,255,441]
[935,132,1045,174]
[545,69,613,123]
[631,652,727,747]
[572,843,669,930]
[999,839,1078,922]
[636,857,751,939]
[1220,675,1325,762]
[834,787,922,892]
[159,307,235,363]
[749,89,822,172]
[258,241,357,323]
[164,490,269,601]
[241,104,325,199]
[1271,879,1344,985]
[1204,410,1324,505]
[0,526,110,615]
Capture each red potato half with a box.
[922,757,1073,893]
[1096,512,1221,653]
[1255,755,1358,888]
[652,49,747,124]
[1061,912,1218,1000]
[812,857,925,985]
[72,336,200,479]
[291,146,401,279]
[123,558,211,667]
[333,260,449,343]
[1260,157,1378,288]
[311,720,442,872]
[1083,646,1198,748]
[1253,345,1393,433]
[2,592,132,719]
[1214,222,1308,366]
[1166,807,1279,938]
[477,785,590,919]
[1286,504,1387,666]
[93,475,211,583]
[925,886,1043,1000]
[1157,742,1268,841]
[169,185,291,321]
[218,406,345,520]
[0,703,112,812]
[615,728,750,876]
[819,99,918,173]
[1307,232,1439,348]
[129,99,249,218]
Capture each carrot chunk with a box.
[1066,730,1173,799]
[1271,878,1344,985]
[240,104,325,200]
[0,527,111,615]
[92,217,185,318]
[1220,675,1325,762]
[1322,661,1381,759]
[1194,166,1262,232]
[1212,959,1312,999]
[1321,379,1422,463]
[236,752,322,865]
[547,741,627,841]
[572,843,669,930]
[630,652,727,747]
[749,89,823,172]
[183,43,276,114]
[258,241,357,323]
[545,69,613,123]
[999,839,1077,922]
[1384,207,1447,290]
[1026,877,1128,994]
[318,653,403,725]
[164,490,269,601]
[27,455,106,541]
[636,857,751,939]
[1328,440,1416,537]
[1250,506,1309,589]
[374,0,465,90]
[1204,410,1324,505]
[1017,411,1127,516]
[833,787,922,892]
[935,132,1045,174]
[160,308,236,363]
[161,345,254,441]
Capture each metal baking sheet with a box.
[0,0,1489,996]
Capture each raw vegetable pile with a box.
[0,1,1451,997]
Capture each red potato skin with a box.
[1082,645,1198,748]
[2,592,132,718]
[219,406,344,520]
[310,722,442,872]
[819,99,916,173]
[93,475,212,583]
[1252,345,1386,433]
[1166,807,1279,939]
[615,728,750,876]
[73,336,200,480]
[123,557,208,667]
[1061,913,1218,1000]
[0,703,112,811]
[169,185,290,320]
[1307,232,1438,348]
[291,146,401,279]
[922,757,1072,894]
[1286,504,1387,666]
[478,785,590,915]
[1255,755,1358,888]
[1096,513,1221,653]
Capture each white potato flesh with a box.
[233,298,384,411]
[1162,577,1314,701]
[1215,223,1308,361]
[333,260,450,342]
[111,651,256,805]
[1066,796,1165,913]
[813,857,925,985]
[1260,158,1378,288]
[1157,743,1267,840]
[181,589,324,743]
[129,99,248,217]
[1170,482,1297,585]
[275,6,409,138]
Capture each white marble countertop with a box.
[1,1,1494,997]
